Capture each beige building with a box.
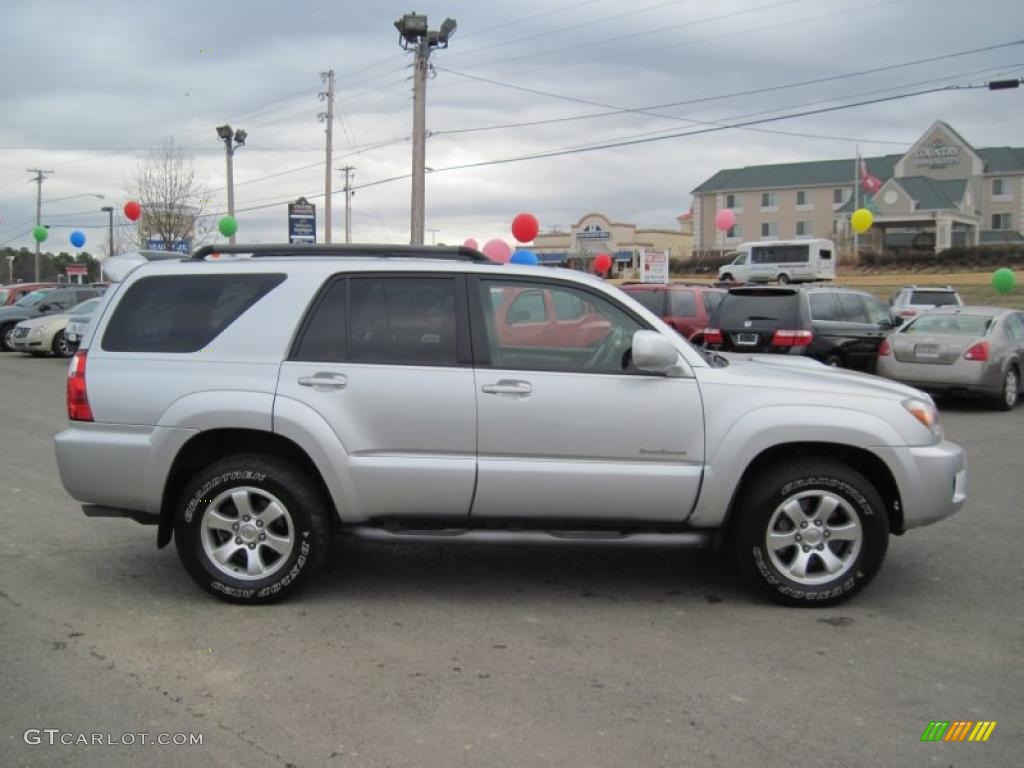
[531,212,694,274]
[691,120,1024,254]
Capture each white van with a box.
[718,238,836,284]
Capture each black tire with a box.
[731,458,889,607]
[51,330,72,358]
[0,322,17,352]
[990,366,1019,411]
[824,353,844,368]
[721,273,734,283]
[174,454,331,604]
[777,273,791,285]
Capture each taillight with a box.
[772,330,813,347]
[898,310,917,318]
[704,328,723,345]
[67,350,93,422]
[878,338,892,356]
[963,341,989,361]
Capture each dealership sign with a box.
[640,249,669,284]
[288,197,316,244]
[914,139,961,168]
[145,238,191,253]
[575,222,610,241]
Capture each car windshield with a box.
[903,314,994,336]
[68,298,100,315]
[14,289,52,307]
[712,291,800,328]
[909,290,959,306]
[0,289,9,304]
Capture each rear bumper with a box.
[877,360,1003,395]
[871,440,967,531]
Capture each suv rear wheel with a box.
[731,459,888,606]
[174,454,331,603]
[777,273,791,285]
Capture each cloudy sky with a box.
[1,0,1022,253]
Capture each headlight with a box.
[903,397,940,436]
[29,325,45,338]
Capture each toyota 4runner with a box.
[54,244,967,606]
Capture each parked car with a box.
[0,282,56,307]
[718,239,836,284]
[888,285,963,319]
[619,283,724,338]
[65,302,104,353]
[11,297,103,357]
[0,286,104,352]
[55,244,965,607]
[489,283,610,349]
[877,307,1024,410]
[701,286,902,371]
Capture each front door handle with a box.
[481,379,532,397]
[298,372,348,390]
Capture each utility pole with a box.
[100,205,114,282]
[319,69,335,243]
[427,228,440,245]
[27,168,53,281]
[338,165,354,243]
[394,13,457,245]
[216,125,247,245]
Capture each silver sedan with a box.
[877,306,1024,410]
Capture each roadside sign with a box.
[640,249,669,284]
[288,197,316,244]
[65,265,88,275]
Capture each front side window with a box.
[837,293,869,324]
[478,279,643,374]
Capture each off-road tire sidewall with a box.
[174,456,330,604]
[733,462,889,607]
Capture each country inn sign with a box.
[692,120,1024,253]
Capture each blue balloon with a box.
[70,230,86,248]
[510,248,538,266]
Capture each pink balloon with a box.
[482,238,512,264]
[463,238,479,250]
[714,208,736,232]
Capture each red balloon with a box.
[124,201,142,221]
[594,253,613,275]
[511,212,539,243]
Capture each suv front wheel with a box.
[731,459,889,606]
[174,454,331,603]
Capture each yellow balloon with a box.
[851,208,873,234]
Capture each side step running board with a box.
[345,526,710,548]
[82,504,159,525]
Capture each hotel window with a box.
[796,221,813,237]
[992,178,1009,198]
[991,213,1012,230]
[796,190,812,208]
[833,188,846,205]
[727,224,742,239]
[761,192,777,209]
[761,221,778,238]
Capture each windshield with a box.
[68,298,100,315]
[903,314,994,336]
[909,290,959,306]
[14,289,52,307]
[712,291,800,328]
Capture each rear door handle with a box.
[298,372,348,390]
[481,380,532,396]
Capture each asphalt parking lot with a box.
[1,352,1020,768]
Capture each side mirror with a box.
[632,330,684,375]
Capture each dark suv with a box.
[703,286,901,371]
[619,283,724,339]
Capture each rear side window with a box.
[668,290,697,317]
[702,291,724,314]
[809,293,840,321]
[625,289,666,315]
[102,274,285,353]
[837,293,869,324]
[713,292,800,328]
[909,290,959,306]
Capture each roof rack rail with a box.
[187,243,493,263]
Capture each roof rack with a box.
[187,243,493,263]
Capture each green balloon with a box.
[32,225,48,243]
[992,267,1016,295]
[218,215,238,237]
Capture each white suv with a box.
[54,245,967,606]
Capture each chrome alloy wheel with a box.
[1005,369,1019,408]
[200,487,295,580]
[765,490,862,586]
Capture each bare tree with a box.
[122,139,211,252]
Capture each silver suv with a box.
[54,245,967,606]
[889,285,963,319]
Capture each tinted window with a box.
[507,290,546,324]
[713,292,800,328]
[909,290,959,307]
[552,290,587,321]
[668,290,697,317]
[751,245,810,264]
[702,291,724,314]
[624,289,665,315]
[293,280,347,362]
[809,293,840,321]
[820,249,832,260]
[349,277,457,365]
[904,314,994,337]
[102,274,285,353]
[863,295,892,325]
[837,293,869,324]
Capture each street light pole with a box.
[319,70,335,243]
[100,206,114,282]
[216,125,247,245]
[394,13,456,246]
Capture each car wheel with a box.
[721,273,734,283]
[174,454,331,604]
[991,367,1019,411]
[0,323,17,352]
[824,353,844,368]
[731,458,889,607]
[777,273,791,285]
[51,330,72,358]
